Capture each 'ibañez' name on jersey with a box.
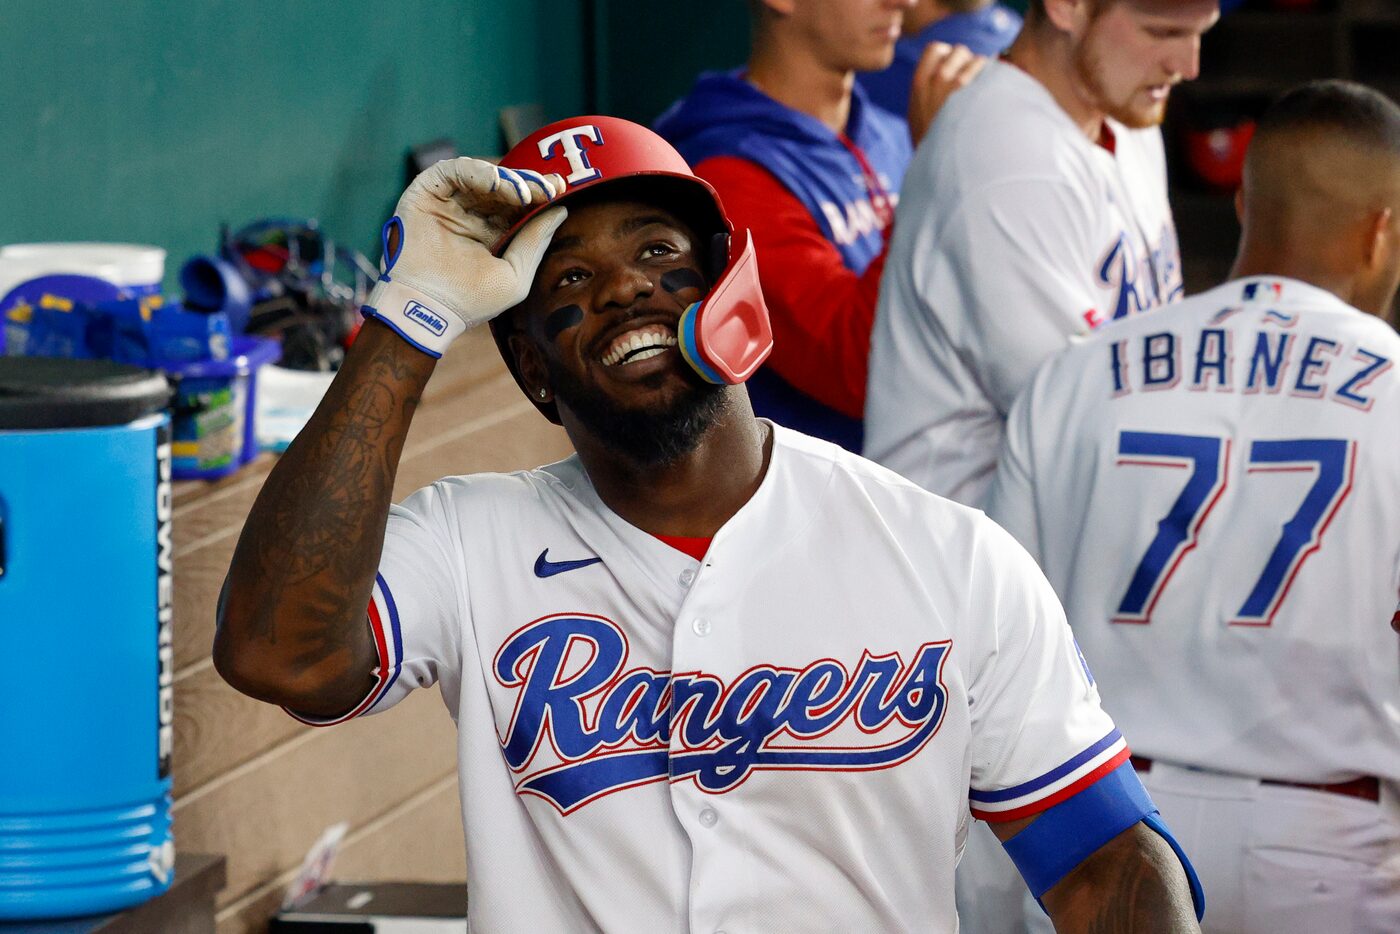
[493,614,951,814]
[1108,314,1392,411]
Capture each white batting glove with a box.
[363,157,568,357]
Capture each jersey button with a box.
[691,617,711,637]
[698,807,718,828]
[679,567,696,587]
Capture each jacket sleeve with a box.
[694,155,887,419]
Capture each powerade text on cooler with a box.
[0,358,176,919]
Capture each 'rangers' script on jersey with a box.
[495,613,952,812]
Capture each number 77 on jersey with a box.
[1112,430,1355,627]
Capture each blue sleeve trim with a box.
[1002,759,1153,898]
[1144,812,1206,922]
[361,306,443,359]
[970,728,1122,804]
[372,571,406,708]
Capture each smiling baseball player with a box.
[214,116,1202,932]
[986,81,1400,932]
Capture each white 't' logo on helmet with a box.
[537,125,605,184]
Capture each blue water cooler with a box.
[0,357,175,919]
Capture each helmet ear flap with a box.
[707,232,730,285]
[677,228,773,385]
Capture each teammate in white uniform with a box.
[869,4,1218,927]
[986,81,1400,933]
[865,0,1219,508]
[214,117,1203,931]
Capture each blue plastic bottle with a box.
[0,358,175,919]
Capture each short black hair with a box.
[1256,80,1400,155]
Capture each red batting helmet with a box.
[488,115,772,424]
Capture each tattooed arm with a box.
[990,819,1200,933]
[213,158,566,717]
[213,319,435,717]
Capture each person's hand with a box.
[908,42,988,146]
[363,157,568,357]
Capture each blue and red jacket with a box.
[655,71,911,451]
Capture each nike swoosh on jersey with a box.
[533,549,604,578]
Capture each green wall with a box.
[594,1,752,125]
[1,0,586,284]
[2,0,1023,287]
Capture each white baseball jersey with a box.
[986,276,1400,786]
[299,423,1128,932]
[865,59,1183,507]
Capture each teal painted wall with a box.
[594,1,752,126]
[0,0,586,283]
[1,0,1028,286]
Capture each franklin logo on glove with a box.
[403,301,447,337]
[358,156,568,359]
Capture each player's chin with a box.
[1109,97,1169,130]
[1108,104,1164,131]
[852,39,898,73]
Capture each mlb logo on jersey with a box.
[492,613,953,813]
[1243,280,1285,303]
